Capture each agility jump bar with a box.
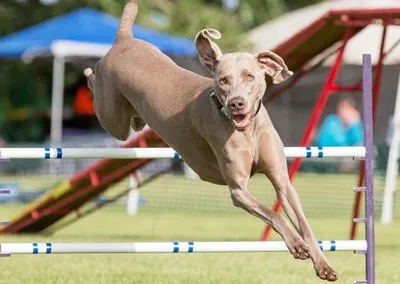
[0,146,365,159]
[0,240,366,255]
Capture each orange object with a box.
[73,86,94,115]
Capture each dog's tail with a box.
[84,68,95,96]
[116,0,138,42]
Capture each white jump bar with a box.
[0,147,365,159]
[0,240,366,255]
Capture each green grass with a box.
[1,171,392,218]
[0,206,399,284]
[0,173,399,283]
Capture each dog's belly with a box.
[147,123,227,185]
[180,153,226,185]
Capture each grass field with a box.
[0,173,399,283]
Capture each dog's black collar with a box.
[254,99,262,117]
[210,90,230,119]
[210,90,262,120]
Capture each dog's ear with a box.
[194,29,223,72]
[256,51,293,84]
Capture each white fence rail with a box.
[0,240,367,255]
[0,146,366,159]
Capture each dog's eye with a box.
[247,74,254,81]
[219,78,228,85]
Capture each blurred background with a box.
[0,0,399,247]
[1,0,400,283]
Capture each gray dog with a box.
[84,0,337,281]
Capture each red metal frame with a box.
[261,23,391,241]
[260,28,355,240]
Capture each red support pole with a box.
[350,25,387,240]
[261,29,354,241]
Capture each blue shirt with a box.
[316,114,364,147]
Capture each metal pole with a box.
[50,56,65,145]
[362,54,375,284]
[351,26,387,240]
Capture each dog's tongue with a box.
[233,114,246,123]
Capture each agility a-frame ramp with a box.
[0,129,168,234]
[259,8,400,242]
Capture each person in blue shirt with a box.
[316,97,364,147]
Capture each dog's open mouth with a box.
[232,111,253,131]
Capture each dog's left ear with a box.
[195,29,223,72]
[256,51,293,84]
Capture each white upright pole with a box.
[127,172,140,216]
[50,56,65,145]
[381,72,400,224]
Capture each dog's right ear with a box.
[194,29,223,72]
[256,51,293,84]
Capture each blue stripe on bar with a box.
[318,146,323,158]
[330,240,336,251]
[57,148,62,159]
[318,240,323,251]
[173,152,180,159]
[306,146,311,158]
[46,243,52,254]
[173,241,179,253]
[33,243,38,254]
[188,241,194,253]
[44,148,50,159]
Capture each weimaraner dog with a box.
[84,0,337,281]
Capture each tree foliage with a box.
[0,0,324,142]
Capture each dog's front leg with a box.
[258,128,338,282]
[214,147,309,260]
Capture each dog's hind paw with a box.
[315,262,338,282]
[287,236,310,260]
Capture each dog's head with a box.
[195,28,293,131]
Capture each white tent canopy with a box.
[47,41,112,145]
[20,40,113,145]
[248,0,400,65]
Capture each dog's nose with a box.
[229,97,246,112]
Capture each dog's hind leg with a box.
[84,67,133,141]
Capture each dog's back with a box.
[104,1,211,134]
[85,1,221,176]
